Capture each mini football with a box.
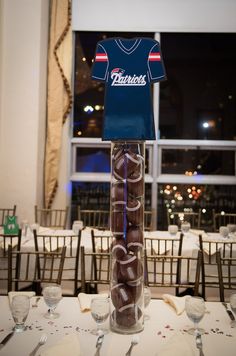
[111,181,127,210]
[111,238,127,260]
[114,151,141,180]
[127,280,142,302]
[110,210,126,236]
[111,283,133,310]
[126,198,143,226]
[112,305,142,327]
[119,254,143,282]
[112,261,124,283]
[126,226,144,253]
[127,171,144,197]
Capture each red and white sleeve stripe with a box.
[95,53,108,62]
[148,52,161,61]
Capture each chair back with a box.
[144,210,155,231]
[33,230,81,296]
[0,205,16,226]
[0,229,22,293]
[8,245,66,294]
[34,205,69,229]
[216,249,236,302]
[167,209,201,229]
[144,249,202,297]
[199,234,236,300]
[213,209,236,232]
[78,206,109,229]
[80,245,111,294]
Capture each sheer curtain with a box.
[44,0,72,208]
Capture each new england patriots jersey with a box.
[91,37,166,141]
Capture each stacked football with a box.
[110,143,145,329]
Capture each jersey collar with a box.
[116,38,141,54]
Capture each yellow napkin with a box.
[162,294,187,315]
[41,334,81,356]
[157,332,194,356]
[8,291,35,304]
[78,293,109,312]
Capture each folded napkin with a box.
[157,332,194,356]
[162,294,187,315]
[8,291,35,304]
[41,334,81,356]
[78,293,109,312]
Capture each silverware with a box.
[222,302,235,321]
[29,333,47,356]
[32,297,41,308]
[195,332,204,356]
[125,335,139,356]
[94,334,104,356]
[0,331,14,349]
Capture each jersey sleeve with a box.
[147,41,166,83]
[91,43,109,82]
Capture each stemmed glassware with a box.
[90,297,110,335]
[229,293,236,327]
[185,296,205,335]
[143,286,151,321]
[181,221,191,235]
[10,295,30,332]
[43,284,62,319]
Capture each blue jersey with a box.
[91,37,166,141]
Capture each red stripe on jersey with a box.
[148,52,161,61]
[95,53,108,62]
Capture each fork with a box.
[29,334,47,356]
[125,335,139,356]
[195,332,204,356]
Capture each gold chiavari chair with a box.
[91,229,111,293]
[167,209,201,229]
[199,234,236,300]
[216,250,236,302]
[144,250,203,297]
[33,230,81,296]
[80,246,111,294]
[34,205,69,229]
[0,205,17,226]
[77,206,110,229]
[144,210,155,231]
[8,245,66,295]
[0,229,22,294]
[213,209,236,232]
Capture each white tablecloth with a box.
[0,296,235,356]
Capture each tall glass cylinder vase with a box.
[110,141,145,334]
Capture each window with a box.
[159,33,236,140]
[71,32,236,230]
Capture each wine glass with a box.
[43,284,62,319]
[229,293,236,327]
[90,297,110,335]
[144,286,151,321]
[10,295,30,332]
[181,221,191,235]
[185,296,205,335]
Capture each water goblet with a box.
[219,226,229,238]
[185,296,205,335]
[168,225,178,236]
[43,284,62,319]
[10,295,30,332]
[144,286,151,321]
[229,293,236,328]
[90,297,110,335]
[181,221,191,235]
